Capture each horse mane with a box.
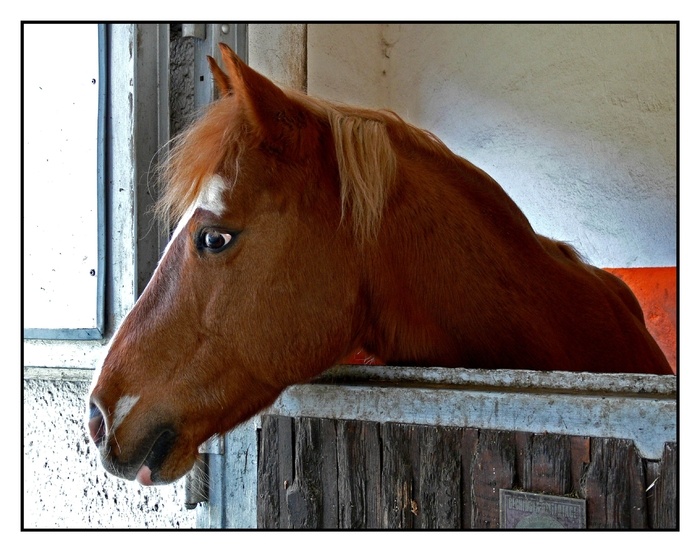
[537,235,586,264]
[287,89,457,241]
[156,85,457,242]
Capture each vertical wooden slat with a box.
[286,417,338,528]
[618,440,648,529]
[581,438,608,528]
[513,431,529,485]
[581,438,648,529]
[381,423,419,528]
[471,430,516,528]
[644,459,661,527]
[257,416,675,530]
[256,416,277,528]
[257,415,294,528]
[521,433,572,495]
[416,425,462,528]
[647,442,678,529]
[459,428,479,529]
[336,419,382,528]
[569,436,591,497]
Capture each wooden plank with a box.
[336,419,382,528]
[257,415,294,528]
[459,428,479,529]
[647,442,678,529]
[256,415,676,530]
[471,430,516,528]
[581,438,648,528]
[569,435,590,497]
[286,417,338,528]
[381,423,419,528]
[520,433,572,495]
[514,431,529,485]
[416,425,462,529]
[268,370,676,461]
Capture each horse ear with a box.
[207,54,233,97]
[209,43,313,156]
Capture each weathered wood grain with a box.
[416,425,462,528]
[471,430,516,529]
[380,423,419,528]
[257,415,293,528]
[459,428,479,529]
[286,417,338,528]
[336,419,382,528]
[581,437,648,528]
[646,442,678,529]
[520,432,572,495]
[257,416,676,529]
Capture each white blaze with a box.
[111,395,140,433]
[195,174,228,216]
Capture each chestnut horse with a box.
[88,44,673,485]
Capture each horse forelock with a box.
[156,98,244,226]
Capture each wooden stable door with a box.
[256,416,677,529]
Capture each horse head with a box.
[88,45,369,484]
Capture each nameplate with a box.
[499,489,586,529]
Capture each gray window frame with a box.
[23,23,108,340]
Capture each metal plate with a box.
[500,489,586,529]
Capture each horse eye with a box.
[200,229,233,252]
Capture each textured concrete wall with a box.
[23,379,195,528]
[249,23,307,91]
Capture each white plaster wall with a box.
[249,23,307,91]
[307,23,676,268]
[307,24,388,107]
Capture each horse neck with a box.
[356,148,672,374]
[359,149,542,367]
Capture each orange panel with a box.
[604,267,677,373]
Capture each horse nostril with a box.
[88,401,106,445]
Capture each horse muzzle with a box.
[87,400,180,485]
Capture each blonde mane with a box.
[156,87,455,242]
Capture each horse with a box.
[88,44,674,486]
